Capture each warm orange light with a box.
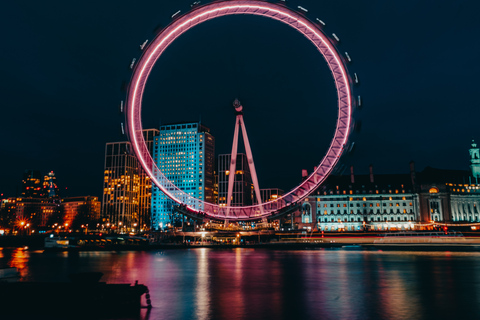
[429,187,439,194]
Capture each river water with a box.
[1,247,480,320]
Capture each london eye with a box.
[124,0,355,221]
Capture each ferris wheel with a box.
[123,0,357,221]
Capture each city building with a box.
[0,198,18,232]
[61,196,101,227]
[43,171,59,198]
[151,122,214,230]
[217,153,253,207]
[21,170,43,198]
[291,141,480,232]
[415,166,479,223]
[102,129,158,232]
[294,165,419,232]
[15,197,59,228]
[102,141,139,230]
[254,188,284,204]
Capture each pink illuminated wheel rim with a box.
[126,0,352,221]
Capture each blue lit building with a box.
[151,122,214,230]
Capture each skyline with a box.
[2,0,480,198]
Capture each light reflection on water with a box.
[1,248,480,319]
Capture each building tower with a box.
[21,170,42,198]
[43,171,59,198]
[102,141,139,231]
[102,129,158,232]
[217,154,253,207]
[151,122,215,230]
[470,140,480,183]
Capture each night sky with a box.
[2,0,480,199]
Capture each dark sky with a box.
[1,0,480,198]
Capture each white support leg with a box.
[226,116,240,218]
[239,118,264,215]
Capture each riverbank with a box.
[4,232,480,252]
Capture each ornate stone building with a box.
[292,141,480,231]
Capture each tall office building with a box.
[43,171,59,198]
[102,129,158,231]
[151,122,214,230]
[217,154,253,207]
[21,170,43,198]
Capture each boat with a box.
[44,236,76,251]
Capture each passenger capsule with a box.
[345,52,352,62]
[297,6,308,13]
[139,40,148,50]
[316,18,326,26]
[354,73,359,84]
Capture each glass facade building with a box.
[151,122,214,230]
[102,129,158,231]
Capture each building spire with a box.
[470,139,480,183]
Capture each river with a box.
[1,247,480,320]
